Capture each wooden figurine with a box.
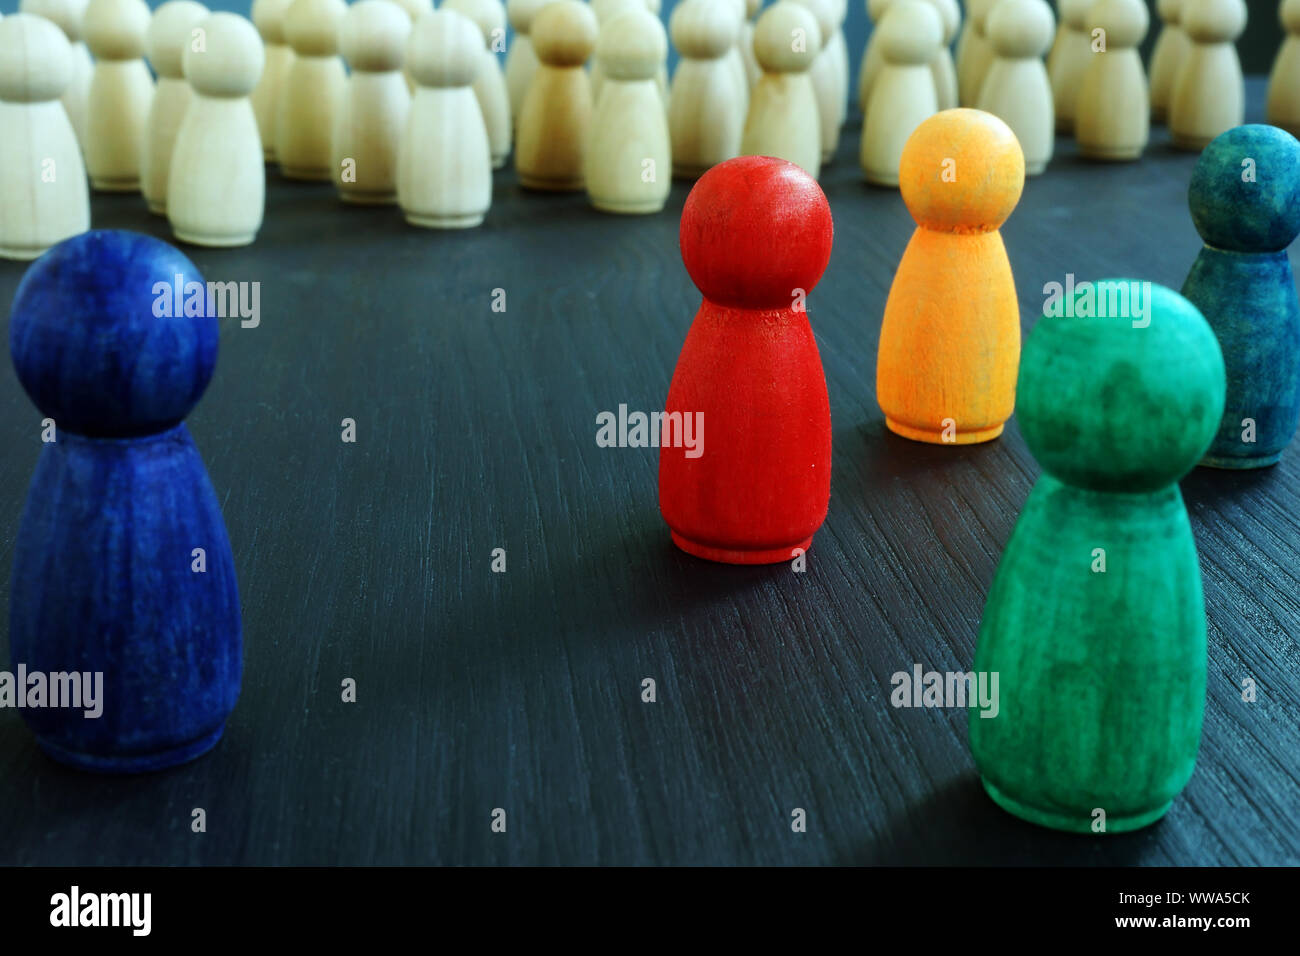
[167,13,265,247]
[397,8,493,227]
[332,0,411,205]
[8,230,243,772]
[1149,0,1190,124]
[978,0,1054,175]
[791,0,843,164]
[0,13,89,261]
[505,0,550,124]
[83,0,154,192]
[957,0,995,107]
[1046,0,1091,133]
[277,0,346,181]
[586,7,671,213]
[1076,0,1149,161]
[250,0,294,161]
[858,0,894,110]
[970,281,1225,833]
[740,0,763,88]
[742,0,822,178]
[142,0,210,216]
[668,0,745,179]
[1182,124,1300,468]
[660,156,833,564]
[1170,0,1246,151]
[860,0,941,187]
[515,0,598,191]
[876,108,1024,443]
[1269,0,1300,137]
[926,0,960,110]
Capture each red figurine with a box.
[659,155,834,564]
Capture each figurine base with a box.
[886,417,1004,445]
[1200,452,1282,470]
[404,212,485,230]
[36,723,227,774]
[980,776,1172,834]
[671,532,812,565]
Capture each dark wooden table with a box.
[2,83,1297,866]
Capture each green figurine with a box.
[969,279,1226,833]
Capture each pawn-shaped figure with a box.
[877,109,1024,443]
[722,0,751,117]
[1076,0,1149,161]
[858,0,894,110]
[19,0,93,150]
[1181,126,1300,468]
[8,230,243,772]
[444,0,512,170]
[83,0,154,191]
[660,156,833,564]
[587,8,670,213]
[0,14,89,260]
[168,13,265,246]
[516,0,598,191]
[861,0,940,187]
[926,0,960,111]
[668,0,744,179]
[1047,0,1091,133]
[1170,0,1245,151]
[969,282,1225,833]
[590,0,660,107]
[743,1,822,178]
[957,0,995,107]
[398,9,492,227]
[505,0,550,125]
[332,0,411,204]
[791,0,843,164]
[978,0,1054,175]
[277,0,346,181]
[250,0,294,161]
[1271,0,1300,137]
[142,0,210,216]
[1149,0,1190,124]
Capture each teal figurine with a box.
[8,230,242,773]
[969,281,1226,833]
[1181,123,1300,468]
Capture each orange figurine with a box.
[875,108,1025,444]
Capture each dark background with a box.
[0,73,1298,864]
[0,0,1289,87]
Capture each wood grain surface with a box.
[0,84,1296,865]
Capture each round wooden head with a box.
[147,1,210,80]
[670,0,738,60]
[1188,124,1300,253]
[1019,281,1225,491]
[340,0,412,72]
[9,231,219,438]
[530,0,598,67]
[408,8,483,86]
[1285,0,1300,34]
[442,0,506,47]
[597,8,666,82]
[987,0,1054,59]
[250,0,292,44]
[754,1,822,73]
[878,0,942,66]
[0,13,72,103]
[680,156,833,310]
[83,0,150,59]
[1181,0,1245,43]
[18,0,88,42]
[789,0,836,49]
[899,108,1025,233]
[1089,0,1149,47]
[183,12,263,96]
[283,0,345,55]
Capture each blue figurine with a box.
[1182,123,1300,468]
[8,230,241,772]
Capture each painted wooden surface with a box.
[0,84,1297,865]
